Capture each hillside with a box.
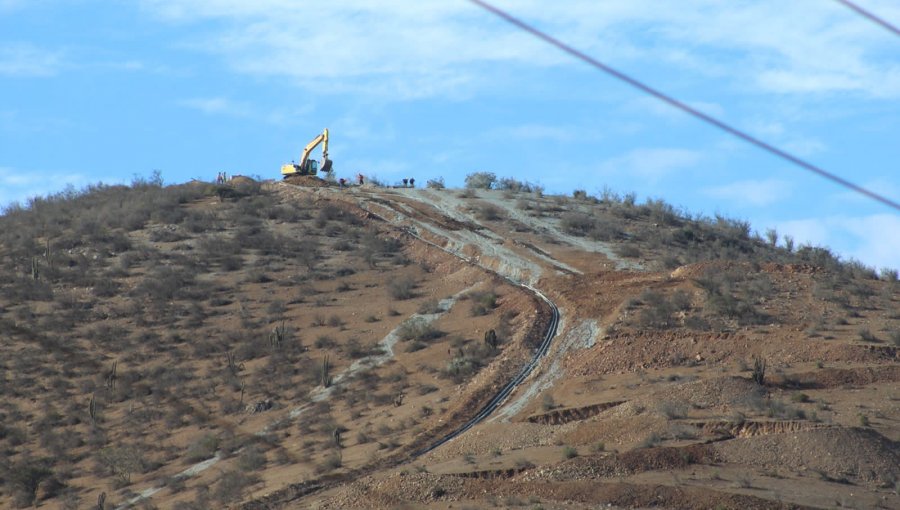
[0,176,897,510]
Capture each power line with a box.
[834,0,900,37]
[466,0,900,212]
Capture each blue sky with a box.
[1,0,898,269]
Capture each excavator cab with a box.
[282,128,331,179]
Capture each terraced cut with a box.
[526,400,627,425]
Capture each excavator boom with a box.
[281,128,331,178]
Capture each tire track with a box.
[240,185,564,507]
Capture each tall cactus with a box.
[104,360,118,391]
[269,321,285,350]
[321,355,331,388]
[31,257,39,281]
[89,394,97,424]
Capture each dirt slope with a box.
[0,179,896,509]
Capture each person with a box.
[357,173,364,185]
[402,178,408,188]
[409,177,415,188]
[339,177,346,189]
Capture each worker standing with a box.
[357,173,364,185]
[409,178,415,188]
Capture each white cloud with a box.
[703,179,792,207]
[776,213,900,269]
[139,0,900,100]
[0,43,62,77]
[177,96,312,126]
[598,148,702,182]
[0,166,112,208]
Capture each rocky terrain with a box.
[0,175,896,509]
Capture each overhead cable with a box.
[466,0,900,212]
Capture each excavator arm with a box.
[282,128,331,177]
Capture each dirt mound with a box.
[229,174,257,185]
[528,444,719,481]
[595,377,764,421]
[283,174,331,187]
[715,427,899,486]
[771,365,900,389]
[687,420,833,438]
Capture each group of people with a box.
[215,171,229,184]
[334,174,417,189]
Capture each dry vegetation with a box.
[0,172,897,509]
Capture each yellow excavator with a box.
[281,128,333,178]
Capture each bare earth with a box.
[0,179,896,510]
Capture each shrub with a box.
[397,318,443,342]
[417,299,443,314]
[186,433,219,462]
[475,203,503,221]
[426,177,445,189]
[388,276,416,300]
[497,177,533,192]
[562,446,578,459]
[615,245,640,258]
[469,290,498,316]
[237,445,266,472]
[559,212,594,237]
[214,470,257,503]
[464,172,496,189]
[316,454,342,474]
[858,327,879,342]
[6,458,53,507]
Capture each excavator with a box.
[281,128,333,178]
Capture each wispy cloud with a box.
[703,179,792,207]
[140,0,900,99]
[0,166,118,208]
[0,43,63,77]
[177,96,312,125]
[598,148,702,182]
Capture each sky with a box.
[1,0,898,269]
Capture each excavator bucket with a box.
[320,158,333,174]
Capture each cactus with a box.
[97,491,106,510]
[226,351,242,374]
[332,427,342,448]
[89,394,97,423]
[321,355,331,388]
[239,379,245,409]
[393,392,405,407]
[484,329,498,350]
[31,257,39,281]
[269,321,285,350]
[752,355,767,385]
[104,360,118,391]
[45,238,53,269]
